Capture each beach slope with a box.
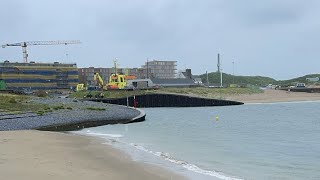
[225,89,320,103]
[0,130,185,180]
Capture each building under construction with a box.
[142,60,177,79]
[0,61,79,90]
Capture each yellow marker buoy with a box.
[216,116,219,121]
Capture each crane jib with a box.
[1,40,81,63]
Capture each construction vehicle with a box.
[2,40,81,63]
[94,72,108,90]
[89,61,137,90]
[108,74,127,89]
[107,61,136,89]
[76,83,85,91]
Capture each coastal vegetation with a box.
[200,72,277,86]
[158,87,263,99]
[85,107,106,111]
[0,94,47,112]
[277,74,320,86]
[200,72,320,86]
[0,94,74,116]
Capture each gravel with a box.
[0,97,143,131]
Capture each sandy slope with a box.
[225,89,320,103]
[0,130,185,180]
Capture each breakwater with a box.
[91,93,243,107]
[0,98,145,131]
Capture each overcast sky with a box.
[1,0,319,80]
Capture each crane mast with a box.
[2,40,81,63]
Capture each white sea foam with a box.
[74,130,124,138]
[128,143,243,180]
[86,132,124,138]
[76,131,243,180]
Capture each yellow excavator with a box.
[94,72,107,90]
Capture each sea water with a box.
[75,101,320,180]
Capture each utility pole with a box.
[206,71,209,87]
[232,61,235,84]
[217,54,220,73]
[218,53,223,88]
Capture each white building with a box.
[142,60,177,79]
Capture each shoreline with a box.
[1,91,320,180]
[225,89,320,103]
[0,130,186,180]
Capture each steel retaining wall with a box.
[91,93,244,107]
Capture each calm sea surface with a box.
[75,101,320,180]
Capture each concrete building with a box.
[142,60,177,79]
[0,61,78,90]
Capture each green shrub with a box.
[44,106,51,110]
[8,98,17,103]
[36,110,44,116]
[52,105,65,110]
[85,107,106,111]
[35,90,48,97]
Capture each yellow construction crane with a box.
[2,40,81,63]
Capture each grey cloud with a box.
[1,0,320,79]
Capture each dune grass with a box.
[0,94,48,112]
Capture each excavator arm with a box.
[94,73,105,89]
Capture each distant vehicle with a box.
[76,83,85,91]
[87,86,96,91]
[295,83,306,88]
[306,77,319,82]
[22,88,33,95]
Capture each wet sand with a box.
[225,89,320,103]
[0,130,185,180]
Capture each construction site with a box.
[0,40,80,91]
[1,40,199,92]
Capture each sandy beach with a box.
[1,90,319,180]
[0,130,185,180]
[225,89,320,103]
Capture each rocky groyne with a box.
[0,97,145,131]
